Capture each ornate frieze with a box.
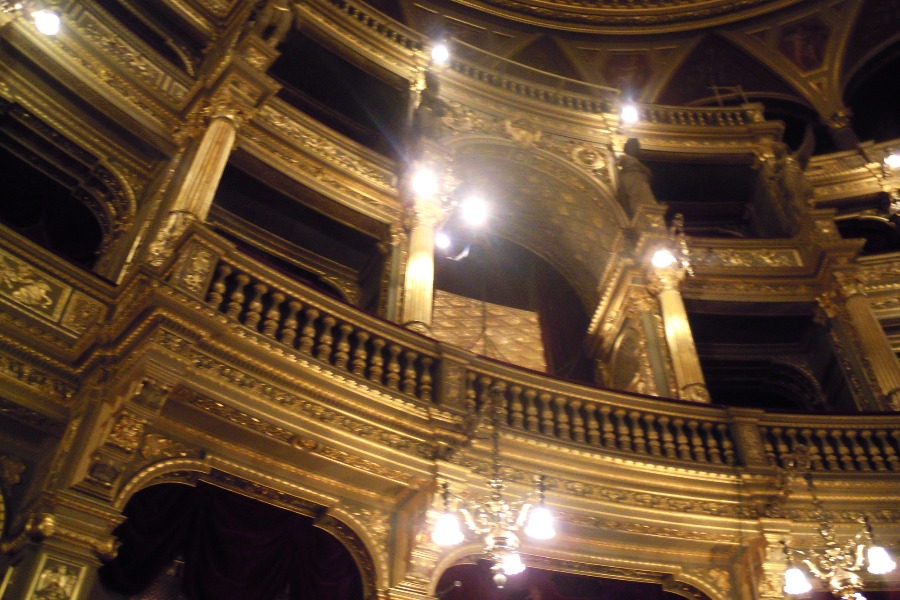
[692,247,802,268]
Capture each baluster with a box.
[688,421,706,462]
[785,428,800,457]
[615,409,632,452]
[831,430,855,471]
[298,308,319,355]
[630,411,646,454]
[718,423,734,465]
[645,414,661,456]
[333,324,353,370]
[243,282,267,329]
[419,357,433,401]
[673,419,691,460]
[704,422,722,464]
[585,403,600,445]
[351,331,370,376]
[509,385,524,428]
[770,427,789,467]
[554,396,570,440]
[478,376,493,412]
[759,427,776,465]
[539,393,554,436]
[599,406,615,449]
[207,264,232,310]
[816,429,839,470]
[877,430,898,470]
[368,338,386,384]
[860,430,885,472]
[494,382,509,423]
[316,316,336,362]
[570,400,585,443]
[385,344,402,389]
[658,416,677,458]
[800,429,824,470]
[261,291,285,338]
[846,430,870,471]
[400,351,418,394]
[224,273,250,320]
[279,300,302,346]
[524,389,539,432]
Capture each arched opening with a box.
[94,483,364,600]
[433,232,593,383]
[436,562,697,600]
[0,145,103,270]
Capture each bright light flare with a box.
[431,43,450,65]
[33,10,60,35]
[524,506,556,540]
[783,567,812,595]
[431,511,464,546]
[885,153,900,170]
[435,231,451,250]
[620,103,640,125]
[867,546,896,575]
[461,196,488,226]
[410,166,439,199]
[651,249,677,269]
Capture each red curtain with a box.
[98,483,363,600]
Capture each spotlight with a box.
[435,232,451,250]
[884,153,900,170]
[651,249,676,269]
[410,166,439,199]
[461,196,487,226]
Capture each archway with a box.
[95,483,364,600]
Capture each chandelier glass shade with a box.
[432,388,555,587]
[782,447,896,600]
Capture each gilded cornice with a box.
[444,0,806,34]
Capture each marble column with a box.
[650,265,710,403]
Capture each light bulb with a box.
[500,551,525,575]
[431,511,464,546]
[431,44,449,65]
[461,196,487,226]
[621,103,639,125]
[524,506,556,540]
[867,545,896,574]
[33,9,60,35]
[885,153,900,170]
[651,249,677,269]
[784,567,812,595]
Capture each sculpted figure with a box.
[617,138,657,215]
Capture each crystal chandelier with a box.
[431,388,556,588]
[782,446,896,600]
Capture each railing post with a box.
[726,408,769,468]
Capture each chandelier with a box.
[431,387,556,588]
[782,446,896,600]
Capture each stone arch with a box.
[439,134,627,312]
[112,461,381,598]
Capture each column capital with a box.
[647,265,685,294]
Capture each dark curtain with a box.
[98,483,363,600]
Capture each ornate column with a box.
[824,272,900,410]
[380,222,408,323]
[649,263,710,403]
[400,186,444,333]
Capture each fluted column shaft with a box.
[401,206,441,331]
[652,268,710,403]
[838,281,900,410]
[173,115,237,219]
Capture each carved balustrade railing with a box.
[759,415,900,472]
[638,104,765,127]
[159,231,900,474]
